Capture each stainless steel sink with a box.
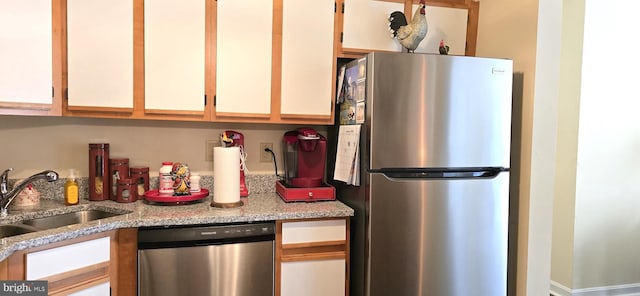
[21,210,123,230]
[0,224,40,238]
[0,209,127,239]
[19,209,126,231]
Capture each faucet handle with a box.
[1,168,12,177]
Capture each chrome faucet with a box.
[1,168,59,217]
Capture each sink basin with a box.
[0,224,39,238]
[19,209,126,230]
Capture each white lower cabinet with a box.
[68,281,110,296]
[26,236,109,280]
[277,218,349,296]
[24,234,113,296]
[281,259,346,296]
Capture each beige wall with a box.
[476,0,540,295]
[527,1,564,296]
[571,0,640,290]
[468,0,640,293]
[551,0,584,291]
[0,115,324,179]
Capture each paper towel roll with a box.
[213,146,240,204]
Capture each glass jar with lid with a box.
[130,166,150,198]
[88,143,109,201]
[110,158,129,200]
[116,178,137,203]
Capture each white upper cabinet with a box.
[280,0,334,117]
[67,0,133,108]
[0,0,52,105]
[413,5,468,55]
[342,0,404,52]
[145,0,206,112]
[342,1,469,55]
[216,0,273,115]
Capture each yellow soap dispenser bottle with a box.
[65,169,79,205]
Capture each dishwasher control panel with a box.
[196,223,275,240]
[138,222,275,245]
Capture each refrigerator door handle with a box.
[378,167,507,179]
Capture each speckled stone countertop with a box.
[0,193,354,261]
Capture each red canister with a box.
[89,143,110,201]
[129,166,150,198]
[116,178,137,203]
[110,158,130,200]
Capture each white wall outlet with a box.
[260,143,274,163]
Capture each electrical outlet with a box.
[205,140,218,161]
[260,143,274,163]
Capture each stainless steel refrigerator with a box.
[328,52,513,296]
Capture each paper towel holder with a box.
[220,130,249,197]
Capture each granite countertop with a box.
[0,193,354,261]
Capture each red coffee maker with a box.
[276,128,335,202]
[221,130,249,197]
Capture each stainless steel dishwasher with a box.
[138,222,275,296]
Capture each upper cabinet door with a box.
[0,0,52,106]
[342,0,404,52]
[413,5,468,55]
[144,0,205,112]
[280,0,334,118]
[216,0,273,116]
[341,0,475,56]
[67,0,133,109]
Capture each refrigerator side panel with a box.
[367,172,509,296]
[367,53,513,170]
[327,100,371,296]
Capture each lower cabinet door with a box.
[67,281,110,296]
[281,259,345,296]
[25,237,110,280]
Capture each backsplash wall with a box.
[0,115,327,179]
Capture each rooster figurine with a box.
[439,40,450,55]
[388,0,428,53]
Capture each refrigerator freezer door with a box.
[368,172,509,296]
[367,53,513,170]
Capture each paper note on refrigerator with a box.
[334,125,360,185]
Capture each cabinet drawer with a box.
[26,237,110,280]
[281,259,345,296]
[282,219,346,244]
[66,280,110,296]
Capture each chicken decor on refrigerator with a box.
[329,52,513,296]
